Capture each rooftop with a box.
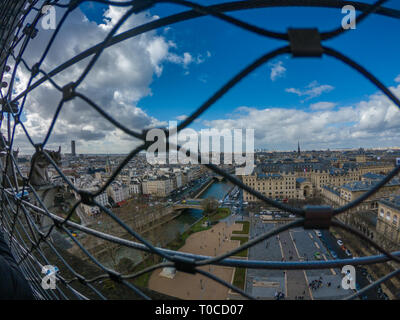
[341,179,400,192]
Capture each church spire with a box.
[298,141,301,156]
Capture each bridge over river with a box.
[172,199,203,210]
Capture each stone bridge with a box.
[172,199,203,210]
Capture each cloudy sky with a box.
[2,0,400,154]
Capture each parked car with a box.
[337,240,344,246]
[345,249,352,257]
[314,252,322,260]
[315,230,322,237]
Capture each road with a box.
[321,230,382,300]
[279,230,312,299]
[246,215,349,300]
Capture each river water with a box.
[111,180,233,267]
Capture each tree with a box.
[201,197,219,215]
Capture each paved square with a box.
[246,216,350,300]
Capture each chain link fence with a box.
[0,0,400,300]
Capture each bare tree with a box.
[201,197,219,215]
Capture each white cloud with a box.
[4,4,201,154]
[269,61,286,81]
[166,50,210,70]
[309,102,336,111]
[204,84,400,150]
[395,74,400,83]
[176,115,188,121]
[286,81,334,101]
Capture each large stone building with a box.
[242,159,395,203]
[242,172,297,201]
[376,196,400,244]
[142,177,174,198]
[321,178,400,212]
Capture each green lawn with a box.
[232,221,249,235]
[230,236,249,257]
[209,207,231,223]
[232,267,246,290]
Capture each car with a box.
[337,240,344,246]
[314,252,322,260]
[345,249,352,257]
[315,230,322,237]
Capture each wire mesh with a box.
[0,0,399,300]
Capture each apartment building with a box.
[242,161,395,203]
[142,176,174,198]
[376,196,400,244]
[320,178,400,211]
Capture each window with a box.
[380,209,384,218]
[393,215,398,225]
[386,211,391,221]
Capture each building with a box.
[241,158,395,203]
[320,177,400,213]
[242,172,298,201]
[108,182,129,204]
[142,177,174,198]
[71,140,76,157]
[376,196,400,244]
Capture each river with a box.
[110,180,233,267]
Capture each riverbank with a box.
[87,181,234,278]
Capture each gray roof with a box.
[322,185,340,196]
[362,172,385,180]
[378,195,400,211]
[342,179,400,191]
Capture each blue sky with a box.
[79,1,400,147]
[9,1,400,153]
[79,1,399,109]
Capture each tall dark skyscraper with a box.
[71,140,76,156]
